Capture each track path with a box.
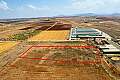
[45,22,58,31]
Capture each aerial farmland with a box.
[0,17,119,80]
[1,0,120,79]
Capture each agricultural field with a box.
[19,45,99,61]
[36,23,71,30]
[0,60,112,80]
[0,41,18,54]
[10,30,40,40]
[28,30,70,41]
[0,18,118,80]
[0,23,31,40]
[0,45,112,80]
[0,19,57,41]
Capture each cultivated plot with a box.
[0,41,18,54]
[0,45,112,80]
[28,30,70,41]
[19,45,100,63]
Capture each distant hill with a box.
[74,13,98,16]
[110,13,120,16]
[74,13,120,17]
[1,13,120,21]
[57,13,120,17]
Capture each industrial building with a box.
[69,27,120,54]
[69,27,111,40]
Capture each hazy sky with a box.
[0,0,120,19]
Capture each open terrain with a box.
[0,42,112,80]
[0,17,119,80]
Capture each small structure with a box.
[99,44,120,54]
[111,57,120,61]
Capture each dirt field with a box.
[0,61,112,80]
[0,19,57,40]
[36,24,72,30]
[0,45,112,80]
[20,46,98,61]
[0,41,18,54]
[48,23,72,30]
[28,30,70,41]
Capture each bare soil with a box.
[0,44,112,80]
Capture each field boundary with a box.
[19,45,101,64]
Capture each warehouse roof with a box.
[76,28,98,32]
[71,27,103,38]
[99,44,120,53]
[99,45,116,49]
[72,27,102,35]
[103,48,120,52]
